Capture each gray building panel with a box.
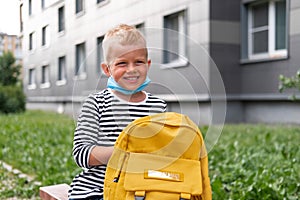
[291,0,300,9]
[21,0,300,124]
[210,0,241,21]
[209,43,242,94]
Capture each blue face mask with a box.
[107,76,151,95]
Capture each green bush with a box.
[0,51,21,86]
[0,85,26,113]
[279,69,300,100]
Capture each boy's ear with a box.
[147,59,151,69]
[101,63,111,77]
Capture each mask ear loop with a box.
[106,65,112,77]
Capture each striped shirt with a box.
[68,89,167,199]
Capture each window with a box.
[75,42,86,77]
[41,0,45,9]
[58,6,65,32]
[241,0,287,61]
[28,68,36,89]
[76,0,84,13]
[42,25,50,47]
[97,0,109,6]
[135,23,145,35]
[163,10,188,68]
[57,56,67,85]
[41,65,50,88]
[28,0,32,15]
[29,32,35,50]
[97,36,104,73]
[20,3,23,32]
[41,0,52,9]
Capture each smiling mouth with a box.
[124,76,139,81]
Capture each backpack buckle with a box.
[135,191,145,200]
[180,192,191,199]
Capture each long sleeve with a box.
[72,95,101,168]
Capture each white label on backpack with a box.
[144,170,183,182]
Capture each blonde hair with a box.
[102,24,147,64]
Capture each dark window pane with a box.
[164,13,180,63]
[58,56,66,81]
[76,43,86,75]
[29,33,33,50]
[252,2,268,28]
[42,27,46,46]
[275,0,286,50]
[253,30,268,54]
[41,0,45,9]
[76,0,83,13]
[97,36,104,72]
[29,0,32,15]
[58,6,65,32]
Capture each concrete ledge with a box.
[39,183,70,200]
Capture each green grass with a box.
[0,110,80,198]
[0,110,299,199]
[0,164,38,199]
[205,124,300,200]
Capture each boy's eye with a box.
[116,62,127,67]
[136,60,145,65]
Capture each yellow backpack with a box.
[104,112,212,200]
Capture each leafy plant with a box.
[0,84,26,113]
[279,69,300,100]
[0,51,25,114]
[0,51,21,86]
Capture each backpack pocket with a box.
[123,152,202,199]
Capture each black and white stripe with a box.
[68,89,167,199]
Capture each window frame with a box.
[135,23,145,36]
[41,25,50,47]
[58,6,65,33]
[75,42,87,79]
[241,0,288,63]
[41,0,45,10]
[29,32,35,51]
[40,65,51,88]
[96,36,104,73]
[28,68,36,89]
[75,0,84,14]
[97,0,108,6]
[28,0,32,16]
[162,10,188,69]
[57,56,67,86]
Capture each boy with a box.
[68,24,167,200]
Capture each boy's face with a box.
[102,44,150,92]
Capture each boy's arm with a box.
[72,95,108,168]
[89,146,114,166]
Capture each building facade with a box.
[0,33,22,64]
[21,0,300,124]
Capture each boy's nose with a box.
[126,63,136,72]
